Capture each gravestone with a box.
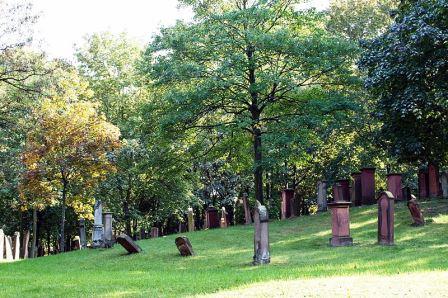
[220,207,228,228]
[387,173,403,201]
[72,236,81,250]
[377,191,395,245]
[441,172,448,199]
[428,163,441,198]
[12,232,20,260]
[92,200,104,248]
[253,201,270,265]
[175,236,195,256]
[281,189,294,219]
[418,169,429,198]
[150,227,159,238]
[317,181,328,212]
[103,212,114,248]
[0,229,4,261]
[328,201,353,247]
[243,194,252,224]
[187,208,195,232]
[79,218,87,249]
[361,168,376,205]
[407,196,425,226]
[5,236,13,261]
[351,173,362,206]
[117,234,142,254]
[205,206,220,229]
[21,230,30,259]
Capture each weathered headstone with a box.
[92,199,104,248]
[328,201,353,247]
[407,195,425,226]
[441,172,448,199]
[79,218,87,249]
[187,208,195,232]
[0,229,4,262]
[175,236,195,256]
[243,194,252,225]
[103,212,114,248]
[21,230,30,259]
[5,236,13,261]
[12,232,20,260]
[72,236,81,250]
[317,181,328,212]
[281,189,294,219]
[361,167,376,205]
[377,191,395,245]
[116,234,142,254]
[418,168,429,199]
[205,206,220,229]
[351,173,362,206]
[387,173,403,201]
[253,201,270,265]
[150,227,159,238]
[428,163,441,198]
[220,207,228,228]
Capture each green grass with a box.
[1,199,448,297]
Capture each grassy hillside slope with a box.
[1,199,447,297]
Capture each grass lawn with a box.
[1,198,447,297]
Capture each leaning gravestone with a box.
[0,229,4,262]
[12,232,20,260]
[253,201,270,265]
[407,195,425,226]
[5,236,13,261]
[175,236,195,256]
[377,191,395,245]
[116,234,142,254]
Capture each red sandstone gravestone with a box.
[328,201,353,247]
[205,206,220,229]
[117,234,142,254]
[281,189,294,219]
[175,236,195,256]
[377,191,395,245]
[418,169,429,199]
[150,227,159,238]
[428,163,441,198]
[387,173,403,201]
[351,172,362,206]
[361,168,376,205]
[407,196,425,226]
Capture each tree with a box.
[20,99,121,252]
[142,0,357,203]
[359,0,448,165]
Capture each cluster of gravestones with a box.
[0,230,21,263]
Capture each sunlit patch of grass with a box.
[0,199,447,297]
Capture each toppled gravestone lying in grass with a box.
[175,236,194,256]
[117,234,142,254]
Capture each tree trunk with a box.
[31,208,37,258]
[253,127,264,204]
[60,180,67,253]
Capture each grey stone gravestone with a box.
[13,232,20,260]
[117,234,142,254]
[79,218,87,249]
[92,200,104,248]
[103,212,113,248]
[0,229,4,262]
[150,227,159,238]
[175,236,195,256]
[187,208,195,232]
[21,230,30,259]
[441,172,448,199]
[317,181,328,212]
[5,235,13,261]
[220,207,228,228]
[253,201,270,265]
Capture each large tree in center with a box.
[142,0,356,203]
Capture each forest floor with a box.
[1,198,448,297]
